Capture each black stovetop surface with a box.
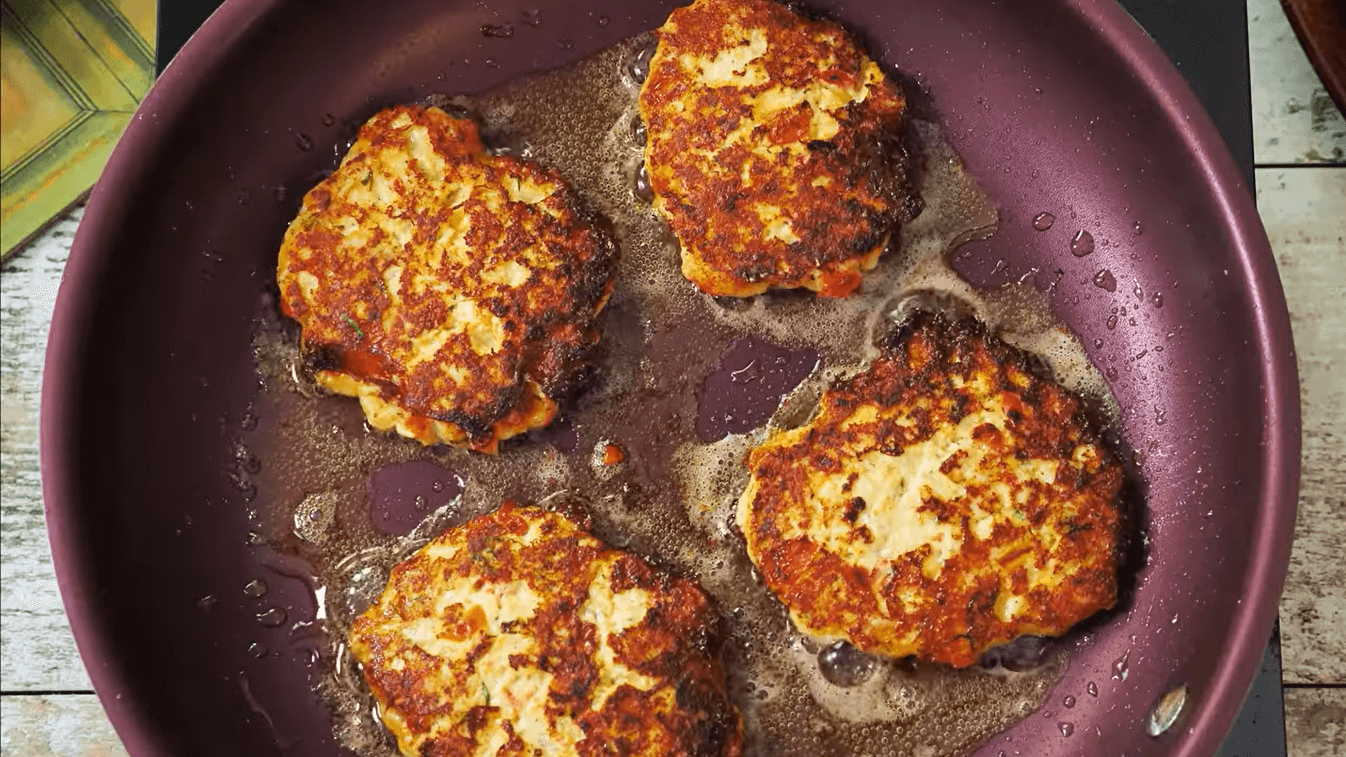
[154,2,1288,754]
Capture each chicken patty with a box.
[737,314,1124,667]
[639,0,917,298]
[277,105,616,453]
[349,503,743,757]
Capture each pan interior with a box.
[48,0,1288,756]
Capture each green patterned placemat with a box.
[1,0,155,259]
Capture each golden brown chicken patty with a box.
[276,105,616,453]
[349,503,743,757]
[737,314,1124,667]
[638,0,916,298]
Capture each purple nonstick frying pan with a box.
[41,0,1299,755]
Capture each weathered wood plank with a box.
[0,204,92,692]
[1284,688,1346,757]
[0,695,128,757]
[1256,167,1346,685]
[1248,0,1346,164]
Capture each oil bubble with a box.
[627,44,655,83]
[818,641,878,687]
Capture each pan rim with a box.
[39,0,1301,755]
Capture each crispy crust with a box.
[639,0,915,297]
[737,314,1124,667]
[276,105,616,452]
[350,504,743,757]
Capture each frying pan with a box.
[40,0,1300,755]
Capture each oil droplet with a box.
[817,641,878,687]
[414,495,428,510]
[1146,685,1188,736]
[294,132,314,152]
[197,594,218,611]
[1133,221,1143,236]
[239,452,262,475]
[1070,230,1095,257]
[1133,281,1144,300]
[248,642,269,659]
[1106,315,1118,330]
[1112,650,1130,681]
[481,23,515,38]
[596,14,610,26]
[340,563,389,619]
[1155,408,1167,426]
[320,113,336,127]
[520,8,541,26]
[1092,269,1117,292]
[1063,695,1076,708]
[1031,212,1056,231]
[432,480,444,493]
[257,607,287,627]
[1087,681,1099,697]
[555,37,575,50]
[1058,722,1075,737]
[1151,291,1164,308]
[243,578,268,598]
[236,188,251,205]
[1092,338,1104,349]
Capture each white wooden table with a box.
[2,1,1343,754]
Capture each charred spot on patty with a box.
[349,504,744,757]
[737,313,1124,667]
[276,105,617,453]
[639,0,919,298]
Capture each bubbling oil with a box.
[240,33,1116,757]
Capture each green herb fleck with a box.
[481,682,491,706]
[342,314,365,340]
